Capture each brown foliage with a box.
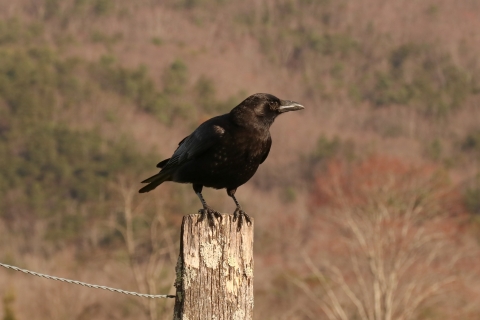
[295,156,478,320]
[311,155,464,215]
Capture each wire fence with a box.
[0,262,175,299]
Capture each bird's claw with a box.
[197,206,223,227]
[233,208,252,231]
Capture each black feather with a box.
[138,93,304,224]
[156,158,170,168]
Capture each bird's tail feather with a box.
[139,171,171,193]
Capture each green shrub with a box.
[0,46,157,242]
[0,18,45,46]
[193,75,245,115]
[90,30,123,46]
[151,37,163,46]
[163,60,188,95]
[1,122,155,237]
[93,0,115,16]
[194,75,216,112]
[281,186,297,203]
[2,290,17,320]
[465,187,480,215]
[317,33,358,56]
[389,44,419,71]
[310,135,355,165]
[465,174,480,215]
[363,43,472,116]
[88,57,195,124]
[425,139,442,161]
[312,135,341,162]
[462,130,480,154]
[44,0,61,20]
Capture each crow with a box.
[139,93,304,230]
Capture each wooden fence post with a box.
[173,214,254,320]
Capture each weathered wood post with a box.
[173,214,254,320]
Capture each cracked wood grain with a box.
[173,214,254,320]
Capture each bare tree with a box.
[295,157,472,320]
[110,178,176,320]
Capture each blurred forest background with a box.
[0,0,480,319]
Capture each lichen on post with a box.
[173,214,254,320]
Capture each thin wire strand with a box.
[0,262,175,299]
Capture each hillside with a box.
[0,1,479,319]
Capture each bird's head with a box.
[231,93,305,127]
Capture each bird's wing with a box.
[163,121,225,169]
[260,136,272,164]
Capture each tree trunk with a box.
[173,214,254,320]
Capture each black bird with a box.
[139,93,304,229]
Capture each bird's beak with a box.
[278,100,305,113]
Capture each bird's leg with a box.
[194,184,222,227]
[196,192,223,226]
[227,188,252,231]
